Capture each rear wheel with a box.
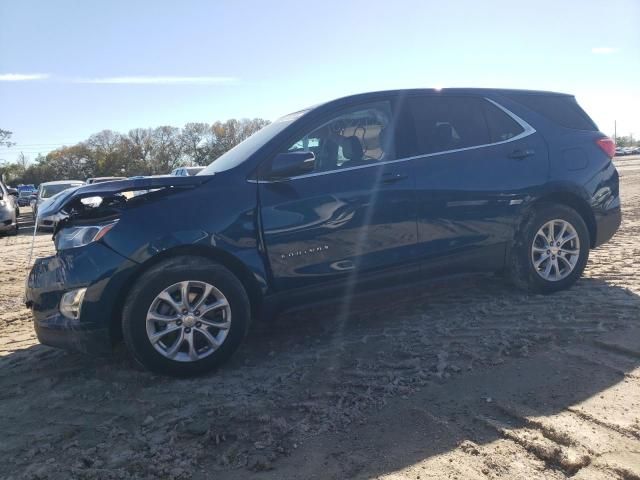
[509,204,589,293]
[122,256,251,376]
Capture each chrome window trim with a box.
[251,97,536,184]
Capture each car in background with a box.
[17,189,34,206]
[170,166,204,176]
[33,180,84,228]
[0,179,19,235]
[86,177,127,184]
[615,147,625,156]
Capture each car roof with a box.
[280,88,573,120]
[41,180,84,186]
[337,87,570,99]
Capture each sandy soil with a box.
[1,157,639,480]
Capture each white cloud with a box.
[0,73,50,81]
[74,76,237,85]
[591,47,619,54]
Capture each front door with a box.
[258,100,418,291]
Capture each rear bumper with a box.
[593,198,621,248]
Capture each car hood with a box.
[37,175,213,219]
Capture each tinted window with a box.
[284,102,394,173]
[481,100,524,142]
[507,94,597,131]
[409,96,490,155]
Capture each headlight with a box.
[54,220,118,251]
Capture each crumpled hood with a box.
[37,175,214,218]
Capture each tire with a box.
[508,204,590,294]
[122,255,251,376]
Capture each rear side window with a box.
[481,101,524,142]
[409,96,490,155]
[507,94,597,131]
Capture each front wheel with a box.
[509,204,590,294]
[122,256,251,376]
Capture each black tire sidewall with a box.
[122,257,250,376]
[513,204,590,293]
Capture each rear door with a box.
[258,100,418,291]
[406,94,548,269]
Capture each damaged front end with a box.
[38,175,213,236]
[25,175,213,353]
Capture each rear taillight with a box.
[596,137,616,158]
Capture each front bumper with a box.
[0,210,16,232]
[25,242,138,354]
[37,214,64,230]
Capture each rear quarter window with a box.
[481,101,524,142]
[507,94,597,131]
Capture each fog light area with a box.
[59,288,87,320]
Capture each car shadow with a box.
[1,273,638,478]
[222,274,640,478]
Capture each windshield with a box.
[199,110,307,175]
[41,183,82,198]
[19,191,32,197]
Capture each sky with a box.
[1,0,639,163]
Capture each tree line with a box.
[0,119,269,185]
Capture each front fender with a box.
[102,177,269,294]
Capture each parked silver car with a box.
[0,179,19,235]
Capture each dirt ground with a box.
[1,157,639,480]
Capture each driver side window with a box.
[285,102,395,173]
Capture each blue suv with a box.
[26,89,621,375]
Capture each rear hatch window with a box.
[507,94,598,131]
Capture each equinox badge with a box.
[281,245,329,259]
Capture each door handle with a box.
[508,149,535,160]
[381,172,408,184]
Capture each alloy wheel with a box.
[146,281,231,362]
[531,219,581,282]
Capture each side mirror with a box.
[269,151,315,179]
[8,188,18,197]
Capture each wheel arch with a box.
[522,191,597,248]
[109,245,264,344]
